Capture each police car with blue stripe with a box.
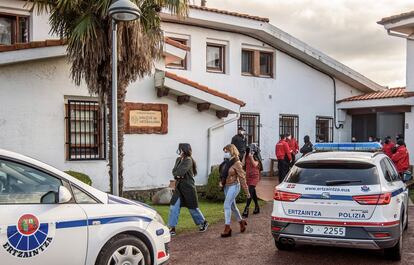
[0,149,170,265]
[271,142,412,260]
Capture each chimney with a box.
[201,0,207,7]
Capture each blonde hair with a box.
[223,144,239,159]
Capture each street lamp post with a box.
[108,0,140,196]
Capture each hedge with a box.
[205,165,246,203]
[65,170,92,186]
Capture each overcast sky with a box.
[202,0,413,88]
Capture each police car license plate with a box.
[304,225,346,237]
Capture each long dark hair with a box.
[178,143,197,175]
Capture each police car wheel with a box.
[404,207,409,231]
[384,221,403,261]
[274,238,295,251]
[96,234,152,265]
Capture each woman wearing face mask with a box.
[219,144,250,237]
[168,143,209,236]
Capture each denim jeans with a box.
[224,183,242,225]
[168,198,205,227]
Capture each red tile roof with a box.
[337,87,411,103]
[189,5,269,23]
[165,71,246,107]
[378,11,414,25]
[164,37,190,51]
[0,39,66,53]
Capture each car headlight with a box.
[154,212,165,225]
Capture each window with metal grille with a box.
[65,100,106,160]
[316,116,333,143]
[279,115,299,139]
[238,114,260,146]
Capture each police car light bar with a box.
[313,142,382,152]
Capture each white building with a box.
[0,1,386,192]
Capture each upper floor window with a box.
[166,38,187,70]
[0,14,29,45]
[279,115,299,139]
[206,43,225,73]
[316,116,333,143]
[260,52,273,77]
[241,50,254,75]
[241,49,274,77]
[65,100,106,161]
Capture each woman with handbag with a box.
[219,144,250,237]
[168,143,209,236]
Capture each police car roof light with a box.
[313,142,382,152]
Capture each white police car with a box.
[0,149,170,265]
[271,143,412,260]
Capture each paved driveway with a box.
[169,203,414,265]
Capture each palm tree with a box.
[27,0,188,195]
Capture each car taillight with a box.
[352,193,391,205]
[372,232,391,238]
[274,190,301,202]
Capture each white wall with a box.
[163,22,364,171]
[406,39,414,92]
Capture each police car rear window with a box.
[285,162,379,186]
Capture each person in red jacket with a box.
[382,136,395,158]
[286,133,299,166]
[392,139,410,174]
[275,135,292,183]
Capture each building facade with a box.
[0,1,385,192]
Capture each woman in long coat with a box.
[168,143,209,236]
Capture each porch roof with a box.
[337,87,409,103]
[154,70,244,116]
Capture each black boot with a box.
[242,207,249,218]
[253,205,260,215]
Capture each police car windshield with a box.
[285,161,379,186]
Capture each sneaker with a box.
[199,221,209,232]
[169,228,176,236]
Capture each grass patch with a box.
[409,189,414,203]
[151,199,265,234]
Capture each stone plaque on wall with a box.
[125,103,168,134]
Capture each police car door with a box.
[0,158,87,265]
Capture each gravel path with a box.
[169,202,414,265]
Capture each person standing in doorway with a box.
[168,143,209,236]
[275,135,292,183]
[242,144,263,218]
[392,139,410,176]
[382,136,395,158]
[219,144,250,237]
[300,135,313,157]
[231,126,247,160]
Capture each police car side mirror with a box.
[403,171,413,183]
[58,186,72,204]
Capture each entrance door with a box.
[377,112,405,141]
[352,114,376,142]
[0,158,88,265]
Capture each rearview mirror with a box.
[403,171,413,183]
[58,186,72,203]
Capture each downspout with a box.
[206,109,240,178]
[328,75,344,141]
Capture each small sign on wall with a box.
[125,103,168,134]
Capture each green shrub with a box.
[65,170,92,186]
[205,165,246,203]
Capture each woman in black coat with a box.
[168,143,209,236]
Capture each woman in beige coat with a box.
[219,144,250,237]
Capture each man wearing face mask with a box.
[231,126,247,160]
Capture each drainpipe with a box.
[328,75,344,132]
[206,109,240,178]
